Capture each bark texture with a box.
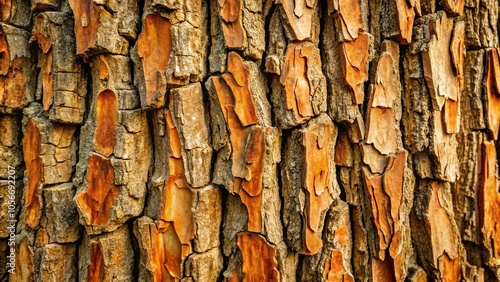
[1,0,500,281]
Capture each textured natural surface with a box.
[1,0,500,281]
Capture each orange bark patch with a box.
[93,89,117,157]
[365,107,397,155]
[76,153,120,226]
[394,0,419,44]
[441,0,464,16]
[137,14,171,108]
[281,42,315,123]
[42,52,53,111]
[160,111,194,253]
[479,141,500,258]
[150,223,182,281]
[422,12,460,110]
[212,72,265,232]
[302,122,333,254]
[437,252,461,282]
[281,0,317,40]
[450,21,465,78]
[88,242,105,282]
[237,232,279,282]
[485,48,500,140]
[371,45,399,108]
[223,52,258,126]
[443,98,459,134]
[68,0,99,55]
[324,250,354,282]
[340,32,370,104]
[32,16,52,54]
[363,151,407,260]
[331,0,364,41]
[427,182,458,265]
[218,0,246,49]
[0,0,11,21]
[23,119,43,229]
[372,257,396,282]
[0,27,9,75]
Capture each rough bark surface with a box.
[1,0,500,281]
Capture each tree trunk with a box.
[0,0,499,281]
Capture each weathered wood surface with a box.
[2,0,500,281]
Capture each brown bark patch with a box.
[237,232,279,282]
[137,14,171,108]
[23,119,43,229]
[441,0,464,16]
[76,153,120,226]
[93,89,117,157]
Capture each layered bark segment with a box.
[134,14,171,109]
[339,32,370,105]
[272,42,327,129]
[0,24,34,113]
[0,0,30,27]
[412,181,461,280]
[237,232,279,281]
[283,114,337,255]
[23,106,77,230]
[218,0,246,49]
[31,12,87,124]
[281,0,319,41]
[382,0,421,44]
[208,52,269,232]
[75,55,151,234]
[328,0,364,41]
[68,0,138,57]
[78,226,134,281]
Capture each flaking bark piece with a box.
[274,41,327,129]
[422,12,460,110]
[484,48,500,140]
[330,0,364,41]
[135,14,171,109]
[281,0,318,41]
[68,0,137,57]
[339,32,370,105]
[237,232,279,282]
[160,110,195,248]
[31,12,87,124]
[365,107,397,155]
[218,0,246,49]
[0,0,30,27]
[382,0,420,44]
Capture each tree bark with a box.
[0,0,499,281]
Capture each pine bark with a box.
[0,0,500,281]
